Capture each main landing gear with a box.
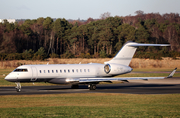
[88,84,96,90]
[15,82,21,92]
[71,84,97,90]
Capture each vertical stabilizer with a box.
[104,41,170,66]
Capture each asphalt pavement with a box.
[1,77,180,95]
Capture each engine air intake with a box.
[104,64,111,74]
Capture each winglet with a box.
[167,68,177,78]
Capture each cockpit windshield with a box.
[14,68,28,72]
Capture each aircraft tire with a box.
[89,84,96,90]
[92,85,96,90]
[16,88,21,92]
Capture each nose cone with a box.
[4,73,17,82]
[4,74,11,81]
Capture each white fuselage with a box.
[5,63,132,84]
[4,41,172,91]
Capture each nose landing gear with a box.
[15,82,21,92]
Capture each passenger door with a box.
[31,67,37,81]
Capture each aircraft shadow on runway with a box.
[39,84,176,91]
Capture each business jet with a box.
[5,41,177,92]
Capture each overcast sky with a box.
[1,0,180,20]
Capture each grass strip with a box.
[0,93,180,117]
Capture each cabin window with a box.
[76,69,78,72]
[80,69,82,72]
[52,70,54,73]
[68,69,70,73]
[39,70,41,73]
[84,69,86,72]
[44,70,46,73]
[56,70,58,73]
[64,70,66,73]
[60,70,62,73]
[72,69,74,72]
[88,69,90,72]
[48,70,50,73]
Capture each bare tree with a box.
[100,12,111,19]
[135,10,144,15]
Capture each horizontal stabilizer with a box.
[128,44,170,47]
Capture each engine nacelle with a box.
[104,63,132,75]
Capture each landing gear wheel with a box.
[71,84,79,89]
[15,82,21,92]
[16,88,21,92]
[88,84,96,90]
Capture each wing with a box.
[66,68,177,83]
[66,77,165,83]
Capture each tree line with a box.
[0,11,180,60]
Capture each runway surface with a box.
[1,77,180,95]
